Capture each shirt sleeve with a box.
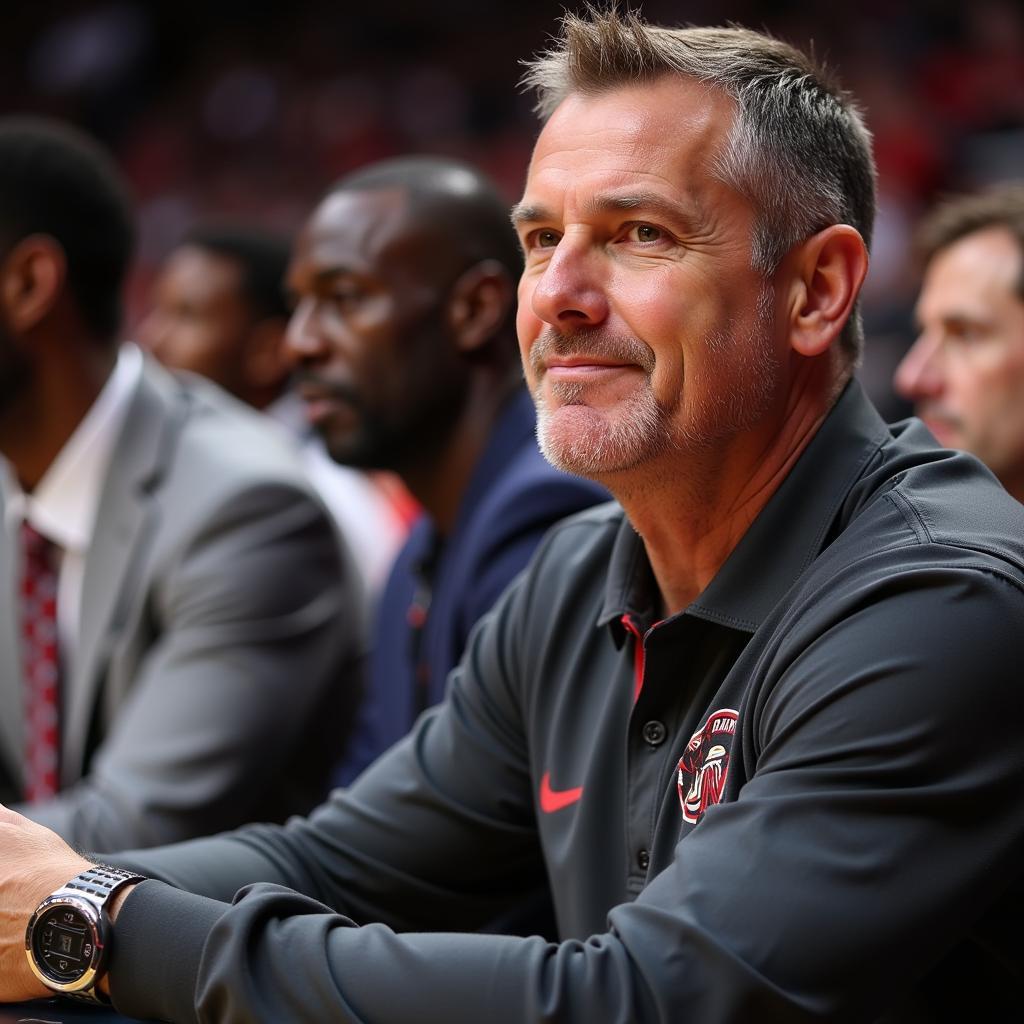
[110,554,1024,1023]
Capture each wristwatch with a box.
[25,865,145,1003]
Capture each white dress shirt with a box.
[2,343,142,665]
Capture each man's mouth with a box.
[294,380,356,425]
[542,355,639,381]
[530,329,655,381]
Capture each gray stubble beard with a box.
[532,284,778,479]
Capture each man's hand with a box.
[0,803,93,1002]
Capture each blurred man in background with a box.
[0,116,363,852]
[894,184,1024,500]
[285,156,608,782]
[140,225,410,596]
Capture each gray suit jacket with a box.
[0,354,363,852]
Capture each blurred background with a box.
[3,0,1023,417]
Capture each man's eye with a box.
[945,322,984,346]
[532,229,561,249]
[330,287,363,305]
[630,224,663,243]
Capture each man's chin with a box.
[920,416,961,448]
[537,404,650,477]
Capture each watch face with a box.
[29,902,100,986]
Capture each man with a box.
[140,227,292,412]
[284,156,606,782]
[4,12,1024,1021]
[893,184,1024,500]
[139,226,410,594]
[0,117,363,853]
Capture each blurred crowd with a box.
[4,0,1023,416]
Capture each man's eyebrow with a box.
[510,202,551,229]
[307,265,363,287]
[287,265,359,293]
[313,266,351,281]
[584,190,694,225]
[510,191,694,229]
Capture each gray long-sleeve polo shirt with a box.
[107,380,1024,1022]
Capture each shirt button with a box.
[641,720,666,747]
[637,848,650,871]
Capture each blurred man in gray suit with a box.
[0,117,363,852]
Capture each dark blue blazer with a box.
[336,388,608,783]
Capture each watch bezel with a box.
[25,892,106,994]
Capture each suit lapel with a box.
[0,484,25,788]
[62,359,186,782]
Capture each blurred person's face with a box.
[139,245,255,398]
[284,189,469,470]
[894,227,1024,499]
[514,78,785,480]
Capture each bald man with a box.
[284,157,608,780]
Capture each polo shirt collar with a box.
[599,379,891,635]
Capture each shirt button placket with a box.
[642,720,666,747]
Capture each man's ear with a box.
[446,259,514,355]
[0,235,66,334]
[784,225,868,357]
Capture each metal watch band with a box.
[65,865,144,1004]
[54,865,145,908]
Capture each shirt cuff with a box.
[108,878,229,1024]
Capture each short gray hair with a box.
[521,8,877,364]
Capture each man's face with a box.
[894,227,1024,494]
[514,77,782,480]
[138,245,255,396]
[284,189,467,470]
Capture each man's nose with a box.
[894,332,945,402]
[528,237,610,330]
[284,299,327,365]
[137,310,168,359]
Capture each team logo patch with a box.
[676,708,738,824]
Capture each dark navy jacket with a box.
[336,388,607,783]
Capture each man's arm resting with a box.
[109,564,1024,1023]
[103,881,227,1022]
[106,881,646,1024]
[0,805,94,1003]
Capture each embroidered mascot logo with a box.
[676,709,738,824]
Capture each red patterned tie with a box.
[19,521,61,803]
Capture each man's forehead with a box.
[520,78,735,211]
[166,244,240,281]
[160,245,242,301]
[299,187,413,270]
[922,228,1024,309]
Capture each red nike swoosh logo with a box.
[539,771,584,813]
